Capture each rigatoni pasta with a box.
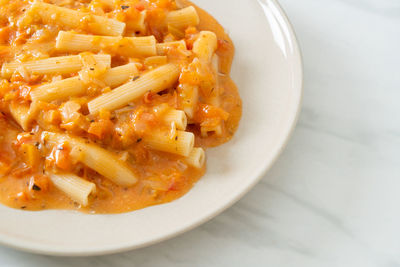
[0,0,242,214]
[1,55,111,78]
[185,147,206,169]
[100,63,139,87]
[166,6,200,30]
[30,62,138,104]
[49,173,96,207]
[56,31,157,57]
[156,40,187,55]
[30,76,86,103]
[142,130,194,157]
[21,1,125,36]
[192,31,218,62]
[9,103,31,131]
[43,131,138,186]
[162,109,188,131]
[88,64,180,114]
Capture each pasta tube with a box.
[201,125,222,137]
[143,56,168,68]
[162,109,187,130]
[56,31,156,57]
[208,54,221,106]
[185,147,205,169]
[43,132,138,186]
[156,40,187,55]
[166,6,199,30]
[192,31,218,62]
[1,55,111,79]
[177,32,217,120]
[178,84,199,119]
[88,64,180,114]
[30,76,85,103]
[30,63,138,103]
[143,130,194,157]
[100,63,139,88]
[201,55,223,136]
[9,103,32,131]
[21,1,125,36]
[49,173,96,207]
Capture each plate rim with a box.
[0,0,303,256]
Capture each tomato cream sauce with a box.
[0,0,242,213]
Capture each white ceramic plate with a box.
[0,0,302,256]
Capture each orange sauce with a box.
[0,0,242,213]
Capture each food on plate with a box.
[0,0,242,213]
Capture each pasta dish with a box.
[0,0,242,213]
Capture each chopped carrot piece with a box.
[20,143,41,168]
[88,119,114,139]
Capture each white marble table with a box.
[1,0,399,266]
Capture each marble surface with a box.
[1,0,399,266]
